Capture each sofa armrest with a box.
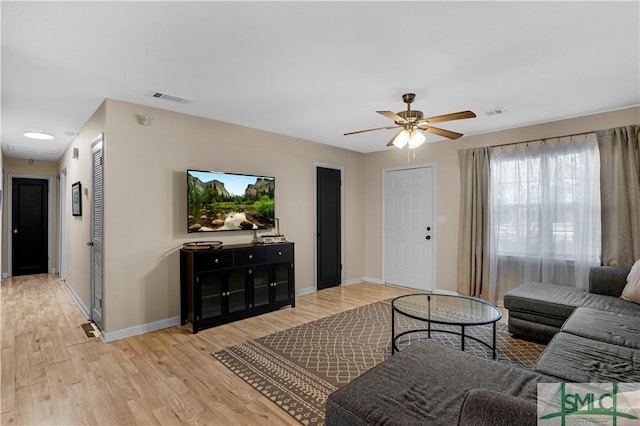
[589,266,631,297]
[457,388,537,426]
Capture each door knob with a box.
[12,229,18,234]
[87,241,94,246]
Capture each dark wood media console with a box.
[180,242,295,333]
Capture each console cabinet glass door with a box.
[272,263,291,303]
[227,269,248,314]
[198,272,223,320]
[181,243,295,333]
[251,266,270,308]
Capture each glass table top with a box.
[392,293,502,326]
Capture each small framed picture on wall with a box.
[72,181,82,216]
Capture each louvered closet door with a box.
[90,135,104,330]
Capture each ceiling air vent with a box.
[8,144,57,155]
[146,91,193,105]
[485,107,506,116]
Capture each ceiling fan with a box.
[344,93,476,149]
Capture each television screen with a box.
[187,170,275,232]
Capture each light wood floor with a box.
[1,274,416,425]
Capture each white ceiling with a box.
[2,1,639,161]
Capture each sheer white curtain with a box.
[489,134,601,302]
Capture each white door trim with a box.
[382,162,437,290]
[57,168,68,280]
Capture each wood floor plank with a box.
[14,333,46,389]
[1,347,15,413]
[1,274,416,425]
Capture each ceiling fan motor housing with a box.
[396,110,423,125]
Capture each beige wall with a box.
[57,101,106,314]
[364,106,640,294]
[61,99,366,334]
[2,157,58,276]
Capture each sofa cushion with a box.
[325,340,550,426]
[534,332,640,382]
[508,310,568,329]
[507,315,562,343]
[582,293,640,316]
[457,389,537,426]
[503,282,591,319]
[562,307,640,350]
[621,259,640,304]
[589,266,633,296]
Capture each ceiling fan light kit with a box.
[391,129,425,149]
[408,130,426,149]
[345,93,476,150]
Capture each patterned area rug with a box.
[212,299,545,426]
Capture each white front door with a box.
[384,165,435,291]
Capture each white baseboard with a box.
[93,278,413,342]
[65,281,90,320]
[340,278,363,286]
[100,316,181,343]
[295,287,316,297]
[361,277,384,284]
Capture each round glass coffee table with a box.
[391,294,502,359]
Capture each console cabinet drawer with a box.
[194,251,233,271]
[265,244,293,262]
[234,248,265,266]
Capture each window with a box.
[489,136,601,291]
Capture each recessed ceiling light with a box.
[23,131,55,140]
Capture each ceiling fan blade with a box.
[377,110,407,124]
[418,125,463,140]
[420,110,476,124]
[344,125,399,136]
[386,129,404,146]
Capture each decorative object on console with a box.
[187,169,275,233]
[182,241,223,250]
[257,217,287,244]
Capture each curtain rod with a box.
[487,130,596,149]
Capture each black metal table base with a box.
[391,304,499,360]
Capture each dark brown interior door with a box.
[316,167,341,290]
[12,178,48,276]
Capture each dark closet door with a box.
[316,167,341,290]
[12,178,48,276]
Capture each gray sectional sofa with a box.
[325,266,639,425]
[503,266,633,342]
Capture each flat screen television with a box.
[187,169,275,233]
